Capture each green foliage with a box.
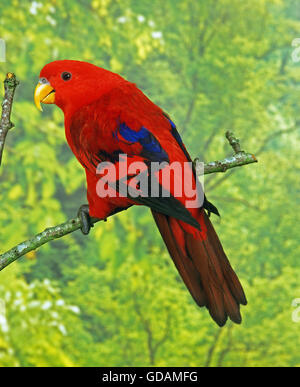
[0,0,299,366]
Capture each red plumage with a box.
[38,60,247,326]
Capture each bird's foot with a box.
[77,204,95,235]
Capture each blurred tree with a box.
[0,0,299,366]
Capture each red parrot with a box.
[34,60,247,326]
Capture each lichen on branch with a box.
[0,72,19,165]
[201,131,257,175]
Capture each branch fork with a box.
[198,131,257,175]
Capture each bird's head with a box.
[34,60,123,114]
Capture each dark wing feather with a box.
[164,114,220,217]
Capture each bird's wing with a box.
[68,89,201,229]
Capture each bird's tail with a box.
[151,209,247,326]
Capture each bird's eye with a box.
[61,72,72,81]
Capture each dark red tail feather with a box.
[152,209,247,327]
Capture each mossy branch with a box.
[0,73,257,272]
[201,131,257,175]
[0,73,19,165]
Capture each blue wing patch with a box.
[166,118,191,161]
[115,122,169,163]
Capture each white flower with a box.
[58,324,67,335]
[13,299,22,307]
[28,300,41,308]
[5,291,11,301]
[68,305,80,314]
[56,299,65,307]
[41,301,52,310]
[51,311,59,319]
[117,16,127,24]
[151,31,162,39]
[137,15,145,23]
[29,1,42,15]
[46,15,57,26]
[0,315,9,333]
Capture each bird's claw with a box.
[77,204,94,235]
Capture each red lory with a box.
[34,60,247,326]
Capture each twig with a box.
[0,73,257,272]
[0,217,81,271]
[0,73,19,165]
[199,131,257,175]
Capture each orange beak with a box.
[34,80,55,111]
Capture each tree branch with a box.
[201,131,257,175]
[0,73,257,272]
[0,73,19,166]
